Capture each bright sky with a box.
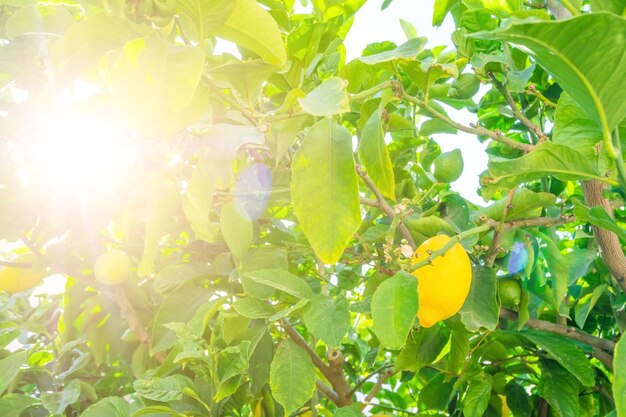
[344,0,488,205]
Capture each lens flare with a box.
[233,163,272,220]
[508,241,529,274]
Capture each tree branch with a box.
[499,308,615,352]
[401,91,535,153]
[315,380,340,406]
[114,286,166,364]
[486,189,516,267]
[582,181,626,293]
[356,165,416,249]
[488,72,546,140]
[283,321,352,405]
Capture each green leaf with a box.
[151,284,216,354]
[463,374,493,417]
[419,372,456,410]
[298,77,350,116]
[359,37,428,65]
[177,0,235,40]
[477,189,556,221]
[483,142,607,199]
[573,198,626,241]
[134,375,194,402]
[80,397,129,417]
[131,406,187,417]
[358,108,395,199]
[575,284,607,329]
[505,382,532,417]
[108,37,205,137]
[472,14,626,140]
[614,335,626,417]
[269,340,316,414]
[447,330,470,374]
[216,342,250,401]
[522,330,595,386]
[51,13,141,86]
[0,350,26,394]
[220,201,253,261]
[248,330,274,394]
[6,5,74,39]
[590,0,626,14]
[395,325,450,372]
[553,93,610,174]
[41,379,81,415]
[303,294,350,347]
[232,297,276,319]
[243,269,314,300]
[460,266,499,332]
[209,59,279,98]
[371,271,419,349]
[0,394,38,417]
[419,118,458,136]
[216,0,287,66]
[433,0,458,26]
[537,359,581,417]
[292,118,362,264]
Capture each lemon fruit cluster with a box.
[0,253,46,293]
[94,250,132,285]
[411,235,472,327]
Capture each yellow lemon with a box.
[0,253,46,293]
[412,235,472,327]
[94,250,132,285]
[500,395,511,416]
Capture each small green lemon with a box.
[498,278,522,309]
[94,250,132,285]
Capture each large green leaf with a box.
[303,294,350,347]
[460,266,499,332]
[463,374,493,417]
[590,0,626,15]
[41,379,81,415]
[215,0,287,66]
[615,335,626,417]
[574,284,607,329]
[243,269,314,300]
[477,189,556,221]
[505,382,532,417]
[0,350,26,394]
[269,340,316,414]
[292,118,362,264]
[573,198,626,241]
[522,330,595,386]
[371,271,419,349]
[553,93,610,174]
[472,13,626,141]
[134,375,194,402]
[107,37,205,136]
[537,359,581,417]
[0,394,38,417]
[483,142,607,199]
[51,13,141,86]
[220,201,253,262]
[177,0,235,41]
[80,397,129,417]
[215,342,250,401]
[358,108,395,199]
[359,37,428,65]
[298,77,350,117]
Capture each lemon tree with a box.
[1,1,626,416]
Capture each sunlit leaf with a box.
[270,340,316,414]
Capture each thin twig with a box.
[114,286,166,363]
[401,91,535,153]
[486,189,516,267]
[360,369,395,410]
[315,380,340,406]
[500,308,615,352]
[356,165,416,249]
[488,72,546,140]
[525,85,557,108]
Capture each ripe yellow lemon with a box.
[94,250,132,285]
[0,253,46,293]
[412,235,472,327]
[500,395,511,416]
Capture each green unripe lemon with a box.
[94,250,132,285]
[433,149,464,183]
[498,278,522,308]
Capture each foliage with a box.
[1,0,626,416]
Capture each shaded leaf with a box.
[358,108,395,199]
[460,266,499,332]
[270,340,316,414]
[303,294,350,347]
